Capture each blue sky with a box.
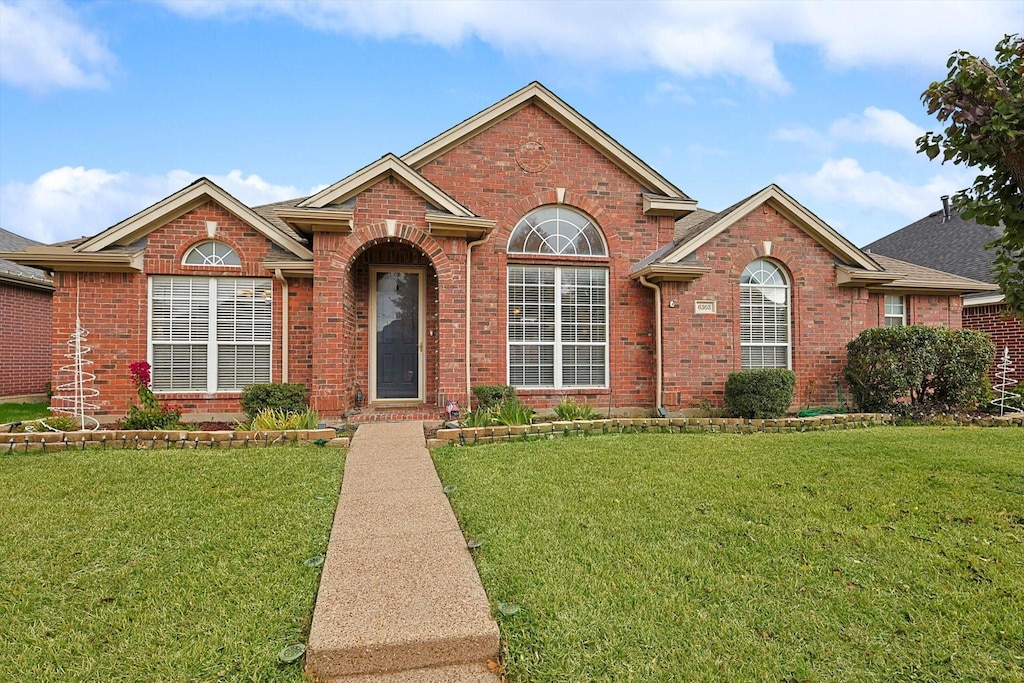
[0,0,1019,247]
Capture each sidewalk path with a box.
[306,422,500,682]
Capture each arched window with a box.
[507,206,606,256]
[740,259,790,369]
[183,241,241,267]
[506,207,608,388]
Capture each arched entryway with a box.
[347,241,440,407]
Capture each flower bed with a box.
[2,428,342,453]
[430,412,1023,447]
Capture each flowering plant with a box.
[118,360,181,429]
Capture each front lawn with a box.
[0,402,50,423]
[434,428,1024,682]
[0,446,343,680]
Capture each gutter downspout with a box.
[638,275,662,412]
[465,232,492,410]
[274,269,289,383]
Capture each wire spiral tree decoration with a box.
[49,313,100,430]
[990,346,1021,416]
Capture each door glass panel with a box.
[375,272,420,399]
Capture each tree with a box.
[916,34,1024,318]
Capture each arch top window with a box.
[740,259,790,370]
[183,241,241,267]
[508,207,606,257]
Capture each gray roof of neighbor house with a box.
[863,208,1002,285]
[0,227,53,289]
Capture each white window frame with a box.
[884,295,906,327]
[507,265,608,389]
[507,206,608,257]
[182,240,241,267]
[148,276,272,393]
[740,259,791,370]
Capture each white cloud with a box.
[158,0,1016,93]
[777,107,926,153]
[648,81,696,105]
[775,126,831,152]
[777,157,973,219]
[0,167,308,243]
[0,1,116,93]
[828,107,925,152]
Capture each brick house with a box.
[0,227,53,402]
[0,83,996,421]
[865,199,1023,385]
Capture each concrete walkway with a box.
[306,422,500,682]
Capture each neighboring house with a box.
[0,227,54,401]
[864,200,1023,384]
[0,83,996,420]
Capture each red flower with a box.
[129,361,152,389]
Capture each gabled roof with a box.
[656,184,881,271]
[78,177,313,259]
[401,82,696,212]
[300,153,475,216]
[863,207,1002,285]
[0,227,53,290]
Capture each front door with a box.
[370,268,424,401]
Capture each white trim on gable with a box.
[300,153,475,216]
[662,184,880,271]
[78,178,313,260]
[401,82,693,204]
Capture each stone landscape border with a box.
[2,428,343,453]
[429,412,1024,447]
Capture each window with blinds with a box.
[884,295,906,327]
[150,276,272,392]
[740,259,790,370]
[507,265,607,388]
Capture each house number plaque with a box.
[694,300,717,315]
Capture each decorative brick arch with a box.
[330,223,454,283]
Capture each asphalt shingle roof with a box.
[0,227,51,284]
[863,209,1002,284]
[868,253,994,290]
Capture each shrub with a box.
[240,384,307,420]
[118,361,182,430]
[554,397,601,421]
[472,385,516,410]
[242,408,321,431]
[724,369,796,419]
[844,326,994,413]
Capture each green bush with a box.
[472,385,517,410]
[724,369,796,419]
[119,405,182,430]
[554,397,601,421]
[844,325,994,413]
[239,383,308,420]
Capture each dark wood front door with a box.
[372,270,422,400]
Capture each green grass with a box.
[433,428,1024,682]
[0,446,344,681]
[0,402,50,423]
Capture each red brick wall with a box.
[964,303,1024,384]
[51,201,299,418]
[0,283,52,398]
[310,177,464,415]
[658,205,871,411]
[418,103,673,410]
